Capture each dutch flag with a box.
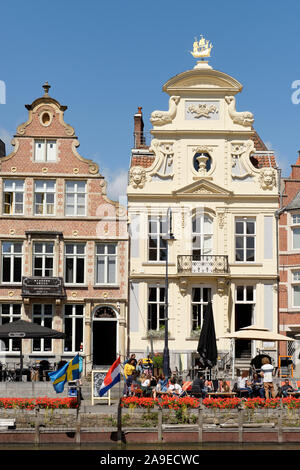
[99,356,121,397]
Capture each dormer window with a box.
[34,139,57,162]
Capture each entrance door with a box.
[93,321,117,366]
[235,304,252,358]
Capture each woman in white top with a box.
[167,378,183,396]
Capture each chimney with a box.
[134,107,146,149]
[0,139,5,158]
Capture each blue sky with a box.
[1,0,300,200]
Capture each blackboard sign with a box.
[279,356,293,378]
[91,370,111,405]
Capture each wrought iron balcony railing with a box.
[177,255,229,274]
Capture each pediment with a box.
[163,69,242,95]
[172,179,232,197]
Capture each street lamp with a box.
[163,207,175,379]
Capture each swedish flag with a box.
[48,354,80,393]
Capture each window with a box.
[292,271,300,307]
[147,285,165,331]
[236,285,255,303]
[32,304,53,352]
[65,181,86,216]
[34,139,57,162]
[148,217,167,261]
[0,304,21,352]
[3,179,24,215]
[2,242,22,283]
[95,244,117,284]
[34,180,55,215]
[191,287,211,331]
[192,213,213,259]
[65,243,85,284]
[235,218,255,262]
[64,304,84,352]
[33,242,54,277]
[292,214,300,249]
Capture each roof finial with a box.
[42,82,51,96]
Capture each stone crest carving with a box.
[149,140,174,180]
[187,103,218,118]
[259,167,276,190]
[150,96,180,126]
[231,140,255,179]
[129,166,147,189]
[225,96,254,127]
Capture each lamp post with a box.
[163,207,175,379]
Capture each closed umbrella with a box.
[197,301,217,369]
[0,319,65,380]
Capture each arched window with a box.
[93,306,116,319]
[192,213,213,260]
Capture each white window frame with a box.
[63,304,84,353]
[235,217,256,262]
[2,241,23,284]
[148,216,167,262]
[191,286,211,331]
[147,285,166,332]
[33,242,54,277]
[95,243,117,285]
[292,270,300,307]
[32,304,53,353]
[3,179,24,215]
[64,243,86,285]
[0,304,22,352]
[291,214,300,250]
[65,180,86,216]
[34,139,57,162]
[192,212,213,259]
[34,180,56,216]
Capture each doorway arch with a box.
[92,305,118,367]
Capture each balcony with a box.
[177,255,229,275]
[22,277,66,298]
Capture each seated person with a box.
[190,373,207,398]
[251,373,265,398]
[218,380,230,393]
[167,378,183,397]
[153,374,168,398]
[279,379,294,397]
[140,373,152,396]
[237,370,253,397]
[204,379,213,392]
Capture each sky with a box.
[1,0,300,201]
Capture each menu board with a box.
[91,370,111,405]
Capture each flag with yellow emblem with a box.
[48,354,80,393]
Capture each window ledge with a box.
[141,336,175,341]
[94,284,119,289]
[142,262,176,266]
[65,284,88,289]
[230,263,263,267]
[0,284,22,287]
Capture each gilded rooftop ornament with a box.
[191,35,213,59]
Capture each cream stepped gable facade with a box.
[127,44,279,372]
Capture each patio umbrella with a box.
[219,325,295,342]
[0,319,65,379]
[219,325,294,378]
[197,301,217,369]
